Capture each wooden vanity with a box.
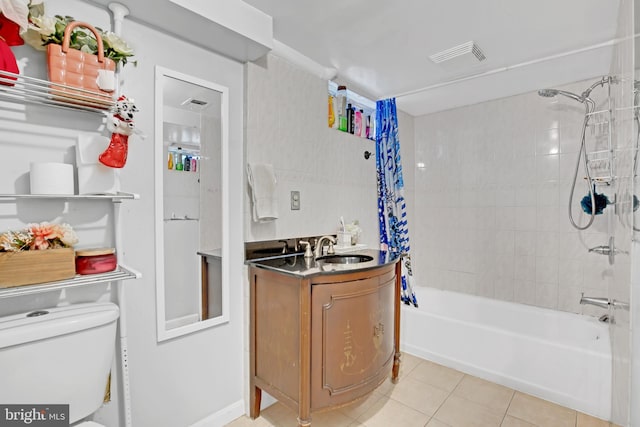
[248,251,401,427]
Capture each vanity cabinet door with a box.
[310,270,395,410]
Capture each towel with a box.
[247,163,278,222]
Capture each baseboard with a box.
[190,400,245,427]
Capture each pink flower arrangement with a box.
[0,222,78,252]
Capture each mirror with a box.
[154,66,229,341]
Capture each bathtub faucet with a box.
[579,294,610,309]
[580,293,630,310]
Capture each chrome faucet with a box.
[314,236,336,258]
[580,294,610,309]
[299,240,313,258]
[588,245,613,255]
[580,293,630,311]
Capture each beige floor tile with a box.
[224,416,246,427]
[397,352,423,379]
[387,377,449,416]
[225,414,276,427]
[453,375,515,413]
[376,376,396,396]
[433,395,504,427]
[426,418,452,427]
[339,390,385,420]
[308,409,356,427]
[501,415,536,427]
[260,402,299,427]
[357,396,431,427]
[410,360,464,392]
[577,412,613,427]
[507,392,576,427]
[230,354,599,427]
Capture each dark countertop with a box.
[198,249,222,258]
[245,249,399,278]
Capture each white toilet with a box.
[0,302,120,426]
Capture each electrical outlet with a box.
[291,191,300,210]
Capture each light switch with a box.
[291,191,300,210]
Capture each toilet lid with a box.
[74,422,105,427]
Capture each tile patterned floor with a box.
[226,353,616,427]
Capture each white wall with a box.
[246,55,407,246]
[1,1,246,426]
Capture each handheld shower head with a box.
[537,89,559,98]
[539,77,610,108]
[537,88,584,104]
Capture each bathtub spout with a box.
[580,294,610,309]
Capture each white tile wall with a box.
[608,1,635,425]
[412,77,623,314]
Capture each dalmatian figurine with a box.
[99,95,140,168]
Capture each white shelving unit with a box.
[0,192,138,201]
[0,71,115,114]
[0,266,138,299]
[0,194,140,292]
[585,107,614,185]
[0,192,141,298]
[0,7,137,425]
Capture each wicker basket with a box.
[0,248,75,288]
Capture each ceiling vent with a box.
[188,99,208,106]
[180,97,209,109]
[429,41,486,70]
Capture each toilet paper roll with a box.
[30,162,75,195]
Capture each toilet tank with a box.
[0,302,119,424]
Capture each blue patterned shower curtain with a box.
[376,98,418,307]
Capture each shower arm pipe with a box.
[568,102,596,230]
[390,38,626,100]
[582,76,610,100]
[108,2,129,96]
[633,89,640,179]
[633,90,640,232]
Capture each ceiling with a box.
[162,75,222,118]
[243,0,622,115]
[89,0,623,116]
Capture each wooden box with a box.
[0,248,76,288]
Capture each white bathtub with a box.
[401,287,612,420]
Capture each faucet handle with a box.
[278,239,289,254]
[299,240,313,258]
[315,236,337,257]
[327,239,335,255]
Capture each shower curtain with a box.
[375,98,417,307]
